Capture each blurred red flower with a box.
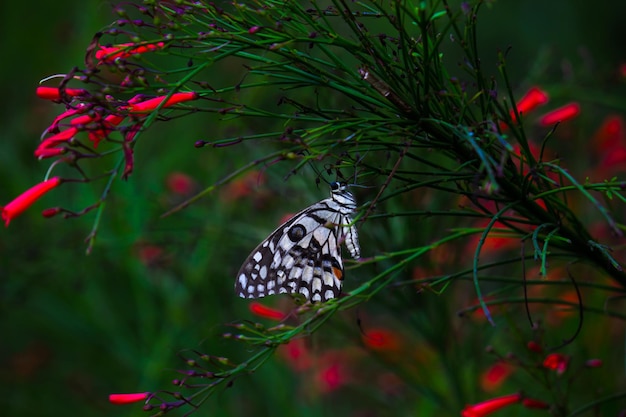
[585,358,603,368]
[516,87,550,114]
[314,351,351,393]
[166,172,196,196]
[249,301,286,321]
[526,341,543,353]
[362,328,402,352]
[480,361,515,392]
[221,170,267,202]
[461,393,522,417]
[134,242,166,268]
[539,102,580,126]
[501,86,549,129]
[277,338,312,371]
[591,115,625,153]
[542,353,569,374]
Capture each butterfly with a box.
[235,182,360,302]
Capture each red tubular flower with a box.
[128,92,199,113]
[108,392,150,405]
[36,86,87,100]
[461,394,522,417]
[539,102,580,126]
[501,86,549,130]
[46,104,89,134]
[70,113,101,126]
[1,177,62,226]
[249,301,286,321]
[542,353,569,374]
[35,127,78,158]
[461,393,522,417]
[96,42,165,62]
[34,147,66,159]
[37,127,78,152]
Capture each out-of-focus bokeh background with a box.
[2,1,626,416]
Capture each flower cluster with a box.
[35,87,198,168]
[0,42,200,227]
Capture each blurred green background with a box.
[1,1,626,416]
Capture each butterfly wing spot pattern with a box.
[236,182,361,302]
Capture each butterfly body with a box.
[236,182,360,302]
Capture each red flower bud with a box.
[42,207,62,218]
[108,392,150,405]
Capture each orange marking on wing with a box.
[332,267,343,281]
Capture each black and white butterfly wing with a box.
[236,184,359,302]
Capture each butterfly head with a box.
[329,181,357,210]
